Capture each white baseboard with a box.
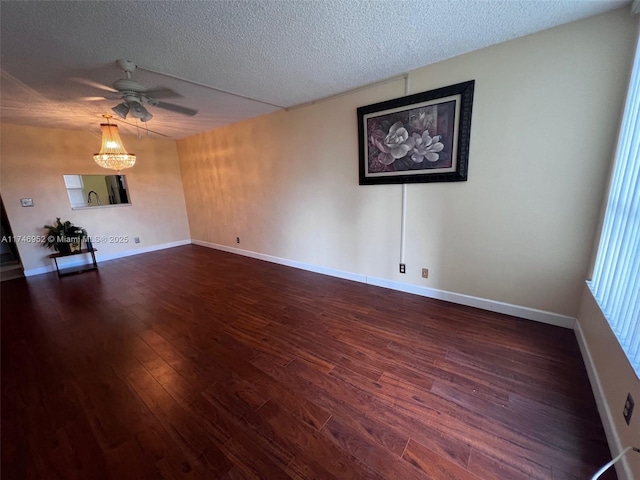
[94,239,192,262]
[191,239,367,283]
[574,321,632,480]
[23,239,191,277]
[192,240,575,329]
[366,276,576,328]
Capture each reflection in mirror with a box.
[64,175,131,209]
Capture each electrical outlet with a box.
[134,237,140,244]
[422,268,429,278]
[236,237,240,244]
[623,393,634,425]
[399,263,406,274]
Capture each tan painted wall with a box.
[1,124,191,272]
[177,8,637,318]
[577,287,640,480]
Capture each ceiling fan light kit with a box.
[129,101,153,122]
[112,100,153,122]
[111,102,130,119]
[93,115,136,172]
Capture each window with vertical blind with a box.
[588,31,640,379]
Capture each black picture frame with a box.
[357,80,474,185]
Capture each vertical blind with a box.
[589,32,640,378]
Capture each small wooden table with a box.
[49,248,98,277]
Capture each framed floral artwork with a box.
[357,80,474,185]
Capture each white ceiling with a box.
[0,0,629,140]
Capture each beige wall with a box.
[577,287,640,480]
[1,124,191,273]
[178,8,636,318]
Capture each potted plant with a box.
[42,218,87,254]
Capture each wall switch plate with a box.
[399,263,405,274]
[422,268,429,278]
[623,393,634,425]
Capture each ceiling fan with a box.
[79,59,198,122]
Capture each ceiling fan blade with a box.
[81,96,109,102]
[70,77,118,93]
[81,94,121,102]
[144,87,181,99]
[155,101,198,116]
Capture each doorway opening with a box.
[1,197,24,281]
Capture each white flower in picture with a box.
[411,132,444,163]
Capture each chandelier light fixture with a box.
[93,115,136,172]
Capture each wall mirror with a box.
[63,174,131,209]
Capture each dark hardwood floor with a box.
[1,245,615,479]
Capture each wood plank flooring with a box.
[1,245,615,479]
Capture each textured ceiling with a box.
[0,0,629,140]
